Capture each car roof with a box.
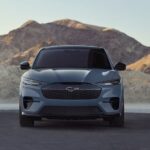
[41,45,105,50]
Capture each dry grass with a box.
[121,71,150,103]
[0,65,21,103]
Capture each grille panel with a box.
[42,83,101,99]
[40,106,101,117]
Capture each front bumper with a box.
[20,83,124,118]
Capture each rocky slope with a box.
[0,19,149,65]
[127,54,150,73]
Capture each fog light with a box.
[110,97,119,110]
[23,97,33,109]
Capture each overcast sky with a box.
[0,0,150,46]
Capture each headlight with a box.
[22,78,46,86]
[97,79,120,86]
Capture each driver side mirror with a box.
[20,61,30,70]
[114,62,126,71]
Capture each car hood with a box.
[22,69,120,84]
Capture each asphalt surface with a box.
[0,111,150,150]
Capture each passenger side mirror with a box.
[114,62,126,71]
[20,61,30,70]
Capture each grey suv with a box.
[19,45,126,127]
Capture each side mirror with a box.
[20,61,30,70]
[114,62,126,71]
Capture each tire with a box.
[19,108,34,127]
[108,107,124,127]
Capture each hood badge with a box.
[65,87,80,92]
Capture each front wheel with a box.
[108,107,124,127]
[19,108,34,127]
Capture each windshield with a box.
[33,48,112,69]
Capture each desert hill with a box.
[0,19,149,66]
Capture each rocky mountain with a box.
[0,19,150,66]
[127,54,150,73]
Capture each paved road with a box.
[0,111,150,150]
